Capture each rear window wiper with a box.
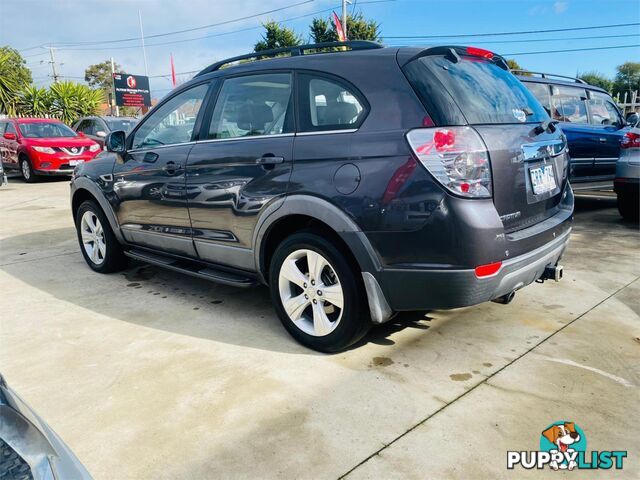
[532,119,559,136]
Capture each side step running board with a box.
[124,249,259,288]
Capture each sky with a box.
[1,0,638,100]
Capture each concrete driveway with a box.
[1,178,638,479]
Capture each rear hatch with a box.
[402,47,568,232]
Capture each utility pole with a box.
[48,46,60,83]
[342,0,348,40]
[111,57,119,117]
[139,9,149,77]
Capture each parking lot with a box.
[0,176,638,479]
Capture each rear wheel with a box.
[75,200,127,273]
[617,192,639,222]
[269,231,370,352]
[19,156,38,183]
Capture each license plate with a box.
[69,160,85,166]
[529,164,557,195]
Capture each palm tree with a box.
[0,51,19,115]
[17,85,51,117]
[48,81,104,124]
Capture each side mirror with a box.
[3,132,16,140]
[105,130,126,154]
[96,131,107,138]
[77,131,86,137]
[626,113,639,127]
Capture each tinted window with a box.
[551,86,588,124]
[132,83,208,149]
[405,55,548,125]
[524,82,551,116]
[298,75,365,131]
[208,73,293,139]
[107,118,137,133]
[18,122,77,138]
[587,92,621,126]
[5,123,16,134]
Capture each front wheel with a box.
[269,231,370,352]
[617,192,639,222]
[20,157,38,183]
[75,200,127,273]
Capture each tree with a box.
[506,59,531,75]
[48,81,104,124]
[16,85,51,117]
[84,60,123,89]
[0,46,32,87]
[254,21,303,52]
[613,62,640,99]
[310,13,381,43]
[577,71,612,92]
[0,51,20,114]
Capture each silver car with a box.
[0,373,91,480]
[615,114,639,221]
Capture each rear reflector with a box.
[466,46,494,59]
[475,261,502,278]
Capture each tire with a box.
[617,192,639,222]
[0,438,32,480]
[19,156,38,183]
[269,230,371,352]
[75,200,128,273]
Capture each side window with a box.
[299,74,366,132]
[0,122,6,134]
[208,73,293,139]
[525,82,551,116]
[551,86,588,124]
[132,83,209,149]
[85,120,97,135]
[588,93,622,126]
[5,122,16,135]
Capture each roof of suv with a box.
[514,72,608,94]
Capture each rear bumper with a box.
[375,228,569,313]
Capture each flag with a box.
[332,11,347,42]
[170,54,176,87]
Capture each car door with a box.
[0,121,6,165]
[2,122,20,168]
[112,82,211,257]
[586,91,625,179]
[185,72,295,270]
[550,85,593,181]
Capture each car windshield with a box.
[107,119,137,133]
[404,54,548,125]
[19,122,77,138]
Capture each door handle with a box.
[143,152,158,163]
[599,138,607,143]
[256,155,285,165]
[163,161,183,174]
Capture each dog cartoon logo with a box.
[540,422,585,470]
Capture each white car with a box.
[614,114,639,221]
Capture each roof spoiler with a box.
[195,41,384,77]
[398,46,509,70]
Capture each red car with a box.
[0,118,101,182]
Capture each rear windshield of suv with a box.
[404,55,548,125]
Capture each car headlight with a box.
[89,144,100,152]
[32,146,56,154]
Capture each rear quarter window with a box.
[404,55,549,125]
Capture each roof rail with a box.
[510,69,587,85]
[195,40,384,77]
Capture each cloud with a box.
[553,1,568,14]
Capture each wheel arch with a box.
[71,178,126,244]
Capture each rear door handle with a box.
[256,156,285,165]
[599,138,607,143]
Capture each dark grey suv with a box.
[70,41,573,352]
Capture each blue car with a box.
[516,71,628,191]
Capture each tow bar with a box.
[537,264,564,283]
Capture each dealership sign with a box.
[113,73,151,107]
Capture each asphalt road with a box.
[1,176,638,479]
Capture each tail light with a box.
[406,126,492,198]
[466,46,494,59]
[621,131,640,149]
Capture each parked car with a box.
[72,116,138,148]
[0,373,91,480]
[615,113,639,221]
[70,42,573,352]
[0,118,101,183]
[514,71,628,191]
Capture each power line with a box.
[384,22,640,39]
[385,33,640,46]
[504,44,640,56]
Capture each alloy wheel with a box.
[21,160,31,180]
[80,211,106,265]
[278,249,344,337]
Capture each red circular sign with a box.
[126,76,137,89]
